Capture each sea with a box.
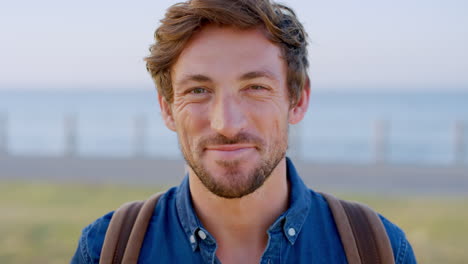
[0,89,467,165]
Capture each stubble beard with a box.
[179,131,288,199]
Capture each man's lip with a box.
[204,144,256,151]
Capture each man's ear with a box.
[289,77,311,124]
[158,94,176,131]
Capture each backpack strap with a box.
[100,192,164,264]
[320,192,395,264]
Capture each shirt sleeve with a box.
[70,211,114,264]
[379,215,417,264]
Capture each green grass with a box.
[0,181,467,263]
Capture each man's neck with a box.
[188,158,289,263]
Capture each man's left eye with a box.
[249,85,266,90]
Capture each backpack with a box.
[99,192,395,264]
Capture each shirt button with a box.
[288,228,296,237]
[189,235,196,244]
[198,230,207,240]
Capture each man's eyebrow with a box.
[239,70,279,81]
[175,74,213,86]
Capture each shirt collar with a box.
[175,176,215,251]
[175,157,311,249]
[275,157,311,245]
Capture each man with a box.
[72,0,416,263]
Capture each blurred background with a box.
[0,0,467,263]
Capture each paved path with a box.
[1,156,467,195]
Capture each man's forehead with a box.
[187,24,270,46]
[171,25,286,85]
[174,69,282,87]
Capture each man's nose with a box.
[210,94,248,138]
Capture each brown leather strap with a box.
[341,200,380,264]
[100,201,142,264]
[347,200,395,264]
[320,192,362,264]
[320,192,395,264]
[122,192,164,264]
[113,201,144,264]
[100,192,164,264]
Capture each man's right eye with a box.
[190,87,207,94]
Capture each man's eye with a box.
[190,88,207,94]
[249,85,266,91]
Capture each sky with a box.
[1,0,467,91]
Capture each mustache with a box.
[198,133,264,150]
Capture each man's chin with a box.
[197,159,265,199]
[204,175,262,199]
[205,156,259,175]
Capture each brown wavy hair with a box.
[145,0,309,106]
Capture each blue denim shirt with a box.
[71,158,416,263]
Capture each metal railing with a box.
[0,112,466,165]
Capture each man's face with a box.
[160,25,308,198]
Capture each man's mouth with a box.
[204,144,257,159]
[205,144,256,151]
